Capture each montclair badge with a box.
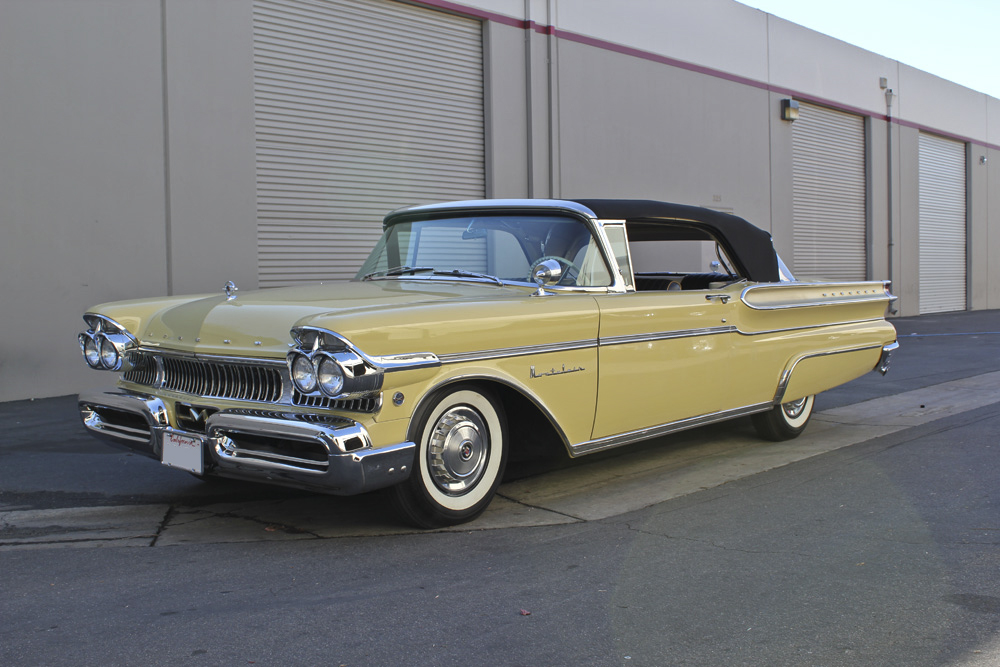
[530,364,585,379]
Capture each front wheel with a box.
[751,395,815,441]
[390,385,508,528]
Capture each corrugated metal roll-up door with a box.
[791,102,867,281]
[254,0,485,287]
[918,133,967,313]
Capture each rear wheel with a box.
[751,395,815,441]
[390,385,508,528]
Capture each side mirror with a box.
[531,259,563,296]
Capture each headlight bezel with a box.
[286,329,384,400]
[78,315,138,372]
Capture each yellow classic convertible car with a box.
[78,199,898,527]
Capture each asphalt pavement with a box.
[2,309,1000,666]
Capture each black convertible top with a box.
[571,199,780,283]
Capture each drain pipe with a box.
[885,85,898,314]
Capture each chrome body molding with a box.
[135,347,286,366]
[740,281,895,310]
[371,351,441,371]
[77,390,413,495]
[437,339,596,365]
[733,317,887,338]
[599,326,735,347]
[772,343,886,404]
[570,403,775,457]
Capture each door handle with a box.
[705,294,731,304]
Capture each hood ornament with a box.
[224,280,238,301]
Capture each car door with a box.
[590,286,739,441]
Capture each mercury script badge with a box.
[224,280,238,301]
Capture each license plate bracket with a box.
[162,431,204,475]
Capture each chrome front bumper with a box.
[78,391,414,495]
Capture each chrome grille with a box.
[123,352,158,386]
[121,352,379,413]
[123,352,283,403]
[161,356,283,402]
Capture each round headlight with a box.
[99,336,120,370]
[290,354,318,393]
[317,356,344,397]
[82,335,102,368]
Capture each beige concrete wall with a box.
[895,126,922,317]
[0,0,257,401]
[969,143,989,309]
[0,0,168,402]
[553,39,772,227]
[990,146,1000,310]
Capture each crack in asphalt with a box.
[493,492,585,523]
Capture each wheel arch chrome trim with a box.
[404,373,573,452]
[772,343,885,404]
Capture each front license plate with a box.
[162,431,204,475]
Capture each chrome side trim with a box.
[371,352,441,371]
[733,316,887,338]
[599,326,735,347]
[772,344,884,404]
[571,403,774,457]
[740,281,895,310]
[438,339,596,364]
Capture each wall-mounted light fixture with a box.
[780,98,799,121]
[981,155,989,165]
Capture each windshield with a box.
[356,214,613,287]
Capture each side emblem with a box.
[224,280,239,301]
[530,364,585,379]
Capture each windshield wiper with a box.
[363,266,435,280]
[432,269,504,286]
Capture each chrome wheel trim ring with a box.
[427,406,489,496]
[782,398,808,419]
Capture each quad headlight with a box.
[286,334,383,399]
[290,353,318,393]
[78,317,138,371]
[317,355,345,396]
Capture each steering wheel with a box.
[528,256,580,285]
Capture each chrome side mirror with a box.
[532,259,563,297]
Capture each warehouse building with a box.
[1,0,998,401]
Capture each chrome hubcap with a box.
[782,398,808,419]
[427,406,489,495]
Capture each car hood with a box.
[91,279,572,359]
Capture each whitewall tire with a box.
[751,395,815,441]
[391,385,508,528]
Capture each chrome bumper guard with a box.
[78,391,414,495]
[875,341,899,375]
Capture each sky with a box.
[739,0,1000,99]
